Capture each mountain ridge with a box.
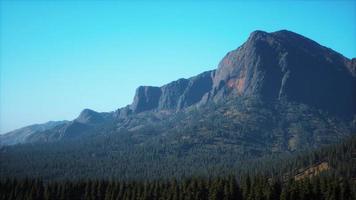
[0,121,69,146]
[1,29,355,146]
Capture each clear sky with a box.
[0,1,355,134]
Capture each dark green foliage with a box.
[1,131,355,200]
[0,97,354,181]
[0,175,354,200]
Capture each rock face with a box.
[159,78,189,110]
[176,70,214,109]
[130,70,215,113]
[210,30,356,117]
[131,86,162,113]
[128,30,355,117]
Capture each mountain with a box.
[0,109,115,146]
[122,30,356,116]
[75,109,110,124]
[0,30,355,180]
[210,30,355,117]
[25,109,115,143]
[0,121,68,146]
[2,30,354,146]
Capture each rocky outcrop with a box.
[130,86,162,113]
[177,70,214,109]
[158,78,189,110]
[130,70,215,113]
[129,30,355,117]
[75,109,106,124]
[211,30,356,117]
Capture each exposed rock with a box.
[158,78,189,110]
[130,70,215,113]
[75,109,105,124]
[177,70,214,109]
[120,30,356,117]
[131,86,162,113]
[211,30,356,117]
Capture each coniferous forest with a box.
[1,175,355,200]
[1,135,355,200]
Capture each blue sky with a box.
[0,1,355,134]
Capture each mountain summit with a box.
[124,30,356,117]
[210,30,355,116]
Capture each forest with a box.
[1,173,354,200]
[1,135,355,200]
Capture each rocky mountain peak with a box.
[75,109,104,124]
[211,30,356,117]
[127,30,355,117]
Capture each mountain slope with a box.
[0,30,355,180]
[0,121,68,146]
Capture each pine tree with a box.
[209,178,224,200]
[268,179,281,200]
[243,175,251,200]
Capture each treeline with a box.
[1,175,355,200]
